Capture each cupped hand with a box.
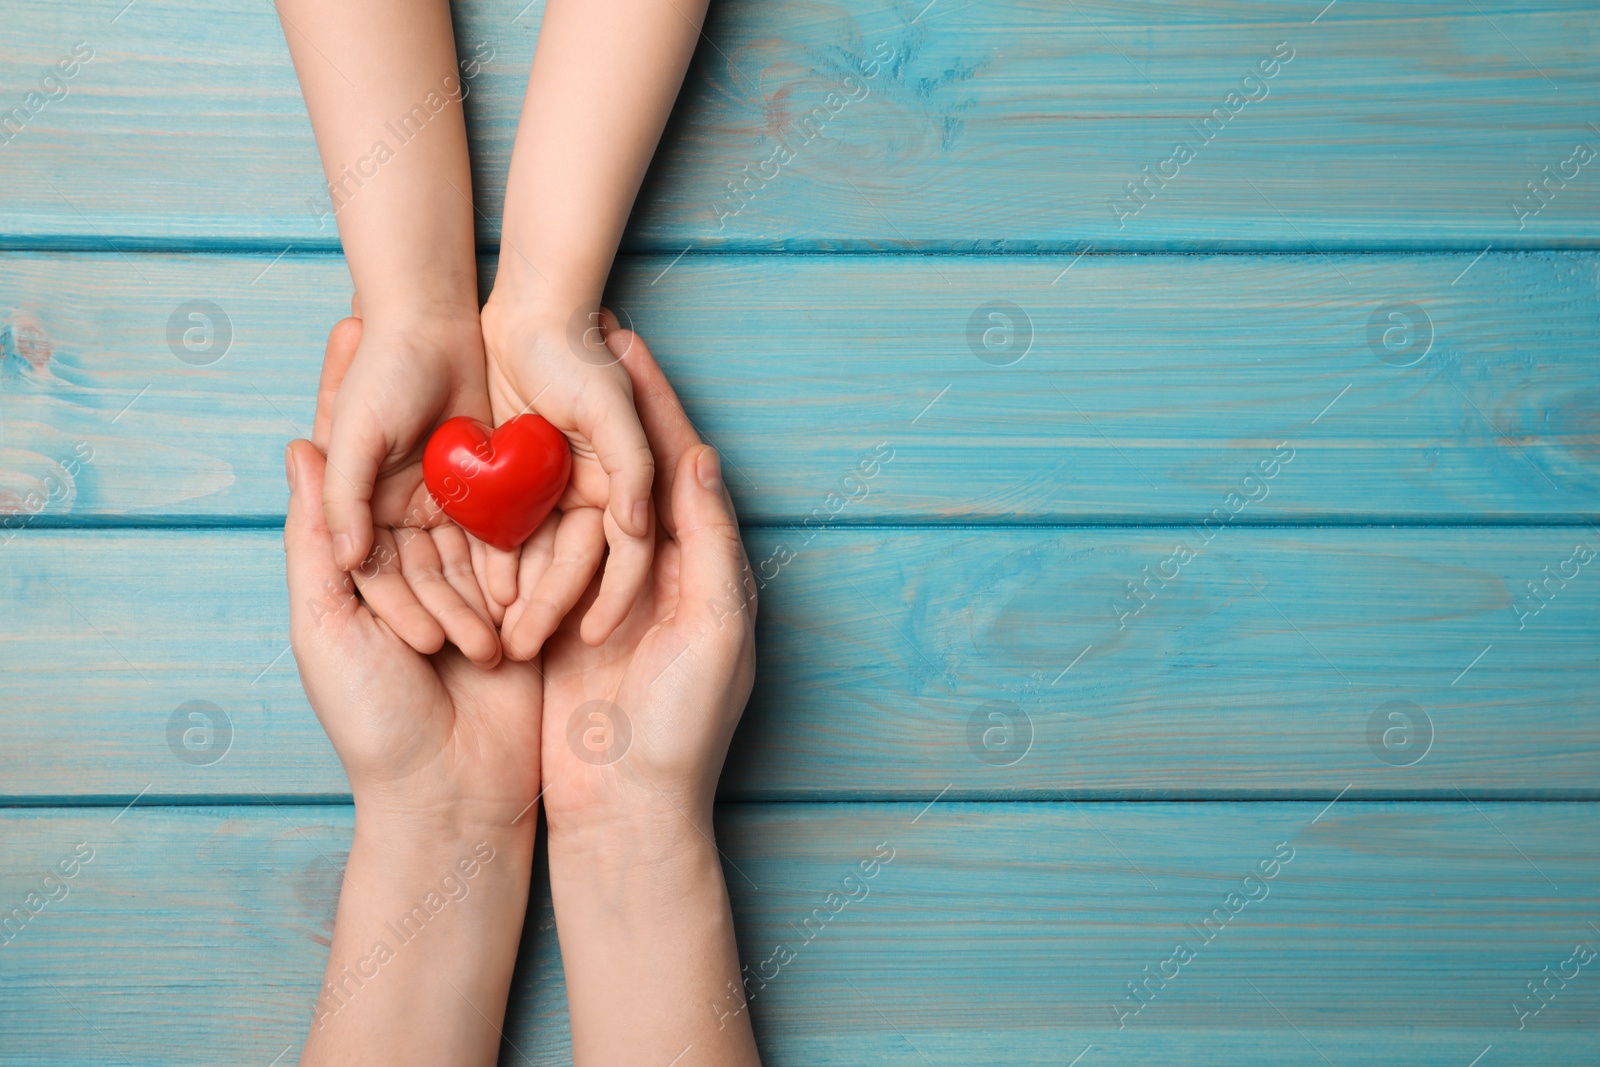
[521,324,757,843]
[314,310,506,667]
[480,295,656,657]
[284,434,543,830]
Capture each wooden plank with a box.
[3,0,1599,250]
[0,803,1595,1064]
[4,251,1598,525]
[4,527,1596,800]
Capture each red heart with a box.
[422,414,572,551]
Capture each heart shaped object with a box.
[422,414,572,551]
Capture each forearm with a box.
[277,0,479,326]
[495,0,708,317]
[301,815,536,1066]
[548,810,762,1066]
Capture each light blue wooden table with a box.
[3,1,1598,1063]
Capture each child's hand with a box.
[480,297,656,659]
[313,310,505,667]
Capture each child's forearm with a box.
[277,0,480,329]
[494,0,709,320]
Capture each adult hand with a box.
[285,431,542,834]
[520,321,756,841]
[522,322,763,1066]
[285,429,543,1065]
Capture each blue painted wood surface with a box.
[2,252,1597,524]
[2,804,1598,1065]
[2,0,1599,250]
[4,527,1598,799]
[0,0,1596,1063]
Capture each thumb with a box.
[672,445,756,635]
[322,398,388,570]
[284,439,362,640]
[312,316,363,449]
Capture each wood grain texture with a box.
[3,0,1598,250]
[1,803,1596,1065]
[4,251,1598,525]
[4,527,1596,800]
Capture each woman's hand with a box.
[286,439,542,830]
[480,298,657,659]
[526,325,764,1066]
[527,321,755,842]
[285,432,543,1066]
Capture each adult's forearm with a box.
[276,0,479,326]
[495,0,708,316]
[300,816,536,1066]
[548,809,762,1066]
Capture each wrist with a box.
[546,797,716,883]
[483,263,599,334]
[352,798,538,876]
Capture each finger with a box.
[502,507,606,661]
[312,317,363,449]
[672,445,756,635]
[467,536,506,627]
[485,542,521,607]
[396,527,502,667]
[284,440,363,637]
[497,513,559,638]
[589,390,656,542]
[579,506,654,646]
[432,523,495,614]
[350,527,445,655]
[322,398,388,571]
[609,325,702,536]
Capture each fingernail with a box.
[697,446,722,491]
[332,533,353,565]
[284,445,298,491]
[630,499,649,533]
